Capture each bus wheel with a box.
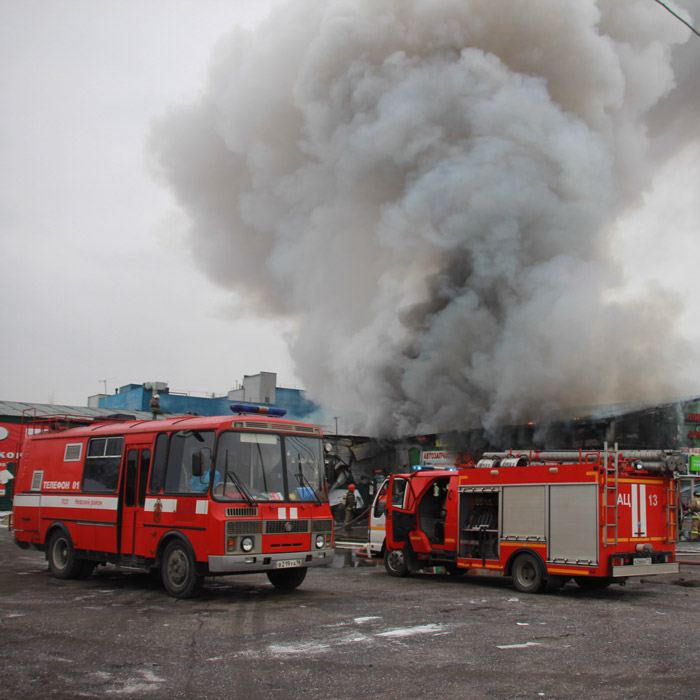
[384,548,409,577]
[47,530,83,580]
[511,552,546,593]
[574,576,612,590]
[267,567,307,590]
[161,540,204,598]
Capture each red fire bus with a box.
[10,405,334,597]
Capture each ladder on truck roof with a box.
[666,479,679,543]
[601,443,619,547]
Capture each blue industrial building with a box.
[90,372,321,424]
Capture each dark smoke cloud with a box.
[148,0,698,436]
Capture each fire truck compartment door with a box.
[502,486,545,539]
[548,484,598,564]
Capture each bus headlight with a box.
[315,534,325,549]
[241,537,254,553]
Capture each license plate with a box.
[276,559,303,569]
[633,557,652,566]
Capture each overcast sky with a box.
[0,0,295,405]
[1,0,699,416]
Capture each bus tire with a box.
[161,540,204,598]
[47,530,84,580]
[384,547,410,577]
[266,567,307,590]
[511,552,546,593]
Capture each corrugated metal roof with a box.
[0,400,153,420]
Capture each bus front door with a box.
[119,445,151,558]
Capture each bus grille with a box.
[265,520,310,534]
[225,507,258,517]
[226,520,262,535]
[312,519,334,533]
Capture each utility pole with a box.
[334,416,339,435]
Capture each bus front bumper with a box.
[208,549,332,573]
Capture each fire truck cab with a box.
[380,446,681,592]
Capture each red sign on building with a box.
[0,422,22,499]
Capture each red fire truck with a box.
[378,445,681,592]
[10,405,333,597]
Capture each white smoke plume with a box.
[148,0,699,437]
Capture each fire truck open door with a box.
[119,445,151,558]
[385,476,416,550]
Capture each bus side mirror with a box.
[192,452,204,477]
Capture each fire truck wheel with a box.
[161,540,204,598]
[47,530,84,580]
[511,552,546,593]
[574,576,612,590]
[384,547,410,577]
[266,566,308,590]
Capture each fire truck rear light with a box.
[611,557,623,567]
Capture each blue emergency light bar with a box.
[230,403,287,417]
[412,464,457,472]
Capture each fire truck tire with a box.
[384,547,410,577]
[574,576,612,590]
[47,530,84,580]
[511,552,546,593]
[161,540,204,598]
[266,566,308,590]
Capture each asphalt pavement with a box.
[1,525,700,700]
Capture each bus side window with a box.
[163,430,215,494]
[148,434,167,493]
[83,437,124,492]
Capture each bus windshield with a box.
[213,432,327,503]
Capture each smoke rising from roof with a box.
[148,0,698,437]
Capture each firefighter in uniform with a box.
[690,496,700,541]
[343,484,357,533]
[150,394,163,419]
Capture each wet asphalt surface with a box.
[1,527,700,700]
